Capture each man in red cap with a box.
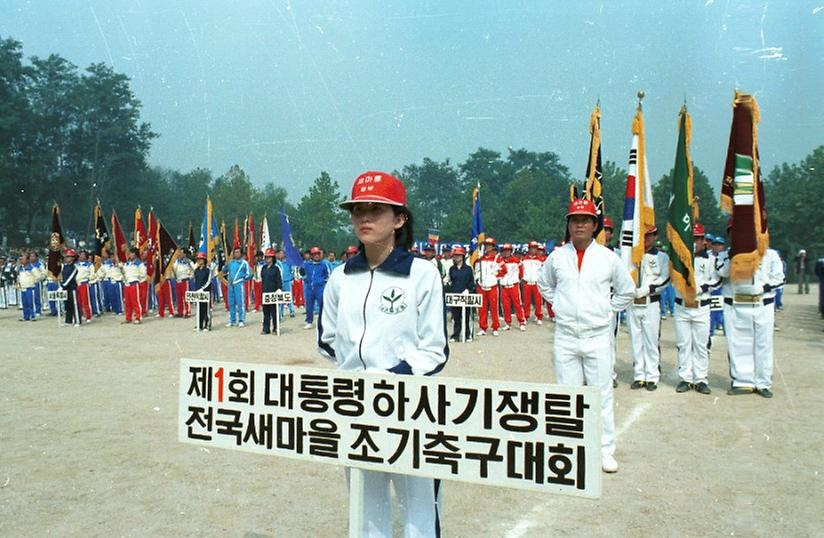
[603,217,617,252]
[499,243,526,331]
[447,245,475,341]
[474,236,505,336]
[673,223,719,394]
[260,248,283,334]
[301,246,330,329]
[521,241,546,325]
[628,225,670,391]
[538,198,634,473]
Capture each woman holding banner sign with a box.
[260,248,283,335]
[319,171,448,538]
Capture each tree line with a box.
[1,35,821,263]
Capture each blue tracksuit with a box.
[20,263,36,320]
[277,259,295,316]
[47,280,60,315]
[302,260,330,324]
[226,258,251,324]
[31,260,44,315]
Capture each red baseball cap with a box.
[264,248,276,257]
[645,225,658,235]
[64,249,77,257]
[483,237,496,246]
[451,246,466,256]
[603,217,614,230]
[693,223,705,237]
[340,171,407,208]
[196,252,207,260]
[528,240,539,248]
[346,245,358,255]
[566,198,597,218]
[309,246,321,255]
[501,243,513,251]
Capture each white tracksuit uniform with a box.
[674,251,719,385]
[537,241,635,459]
[628,248,670,383]
[717,248,784,390]
[319,247,448,538]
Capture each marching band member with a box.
[538,198,635,473]
[474,237,505,336]
[499,243,527,331]
[628,226,670,391]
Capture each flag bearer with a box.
[538,198,635,473]
[717,240,785,398]
[628,226,670,391]
[674,224,718,395]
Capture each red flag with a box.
[134,207,148,254]
[111,210,129,265]
[233,219,241,249]
[146,210,158,278]
[247,212,256,263]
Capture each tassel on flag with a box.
[666,105,697,305]
[188,222,196,255]
[721,91,768,280]
[233,219,241,250]
[584,103,606,245]
[146,209,157,278]
[247,212,257,263]
[47,203,65,280]
[111,210,129,265]
[620,92,656,285]
[469,185,485,266]
[92,202,110,271]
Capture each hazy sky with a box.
[3,1,822,200]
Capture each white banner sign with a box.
[444,293,483,307]
[179,359,601,498]
[262,291,292,305]
[186,291,210,303]
[47,290,68,301]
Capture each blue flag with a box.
[280,208,304,267]
[469,186,485,265]
[199,198,220,262]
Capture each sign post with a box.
[444,290,483,342]
[262,290,292,336]
[186,290,211,332]
[47,289,67,327]
[179,359,602,534]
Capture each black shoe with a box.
[727,386,755,396]
[630,380,646,390]
[645,382,658,391]
[676,381,692,393]
[757,388,774,398]
[612,378,618,389]
[261,330,270,335]
[695,382,711,395]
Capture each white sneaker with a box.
[537,319,543,326]
[303,323,313,330]
[477,330,486,336]
[238,322,245,328]
[226,322,235,327]
[492,330,499,337]
[449,337,457,343]
[602,455,619,473]
[466,337,473,342]
[519,324,526,332]
[503,324,511,331]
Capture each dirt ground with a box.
[1,287,823,537]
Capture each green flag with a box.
[666,105,696,304]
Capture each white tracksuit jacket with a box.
[537,241,635,336]
[716,248,785,299]
[318,247,449,375]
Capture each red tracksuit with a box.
[158,281,175,317]
[474,251,505,332]
[500,256,526,326]
[521,253,546,320]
